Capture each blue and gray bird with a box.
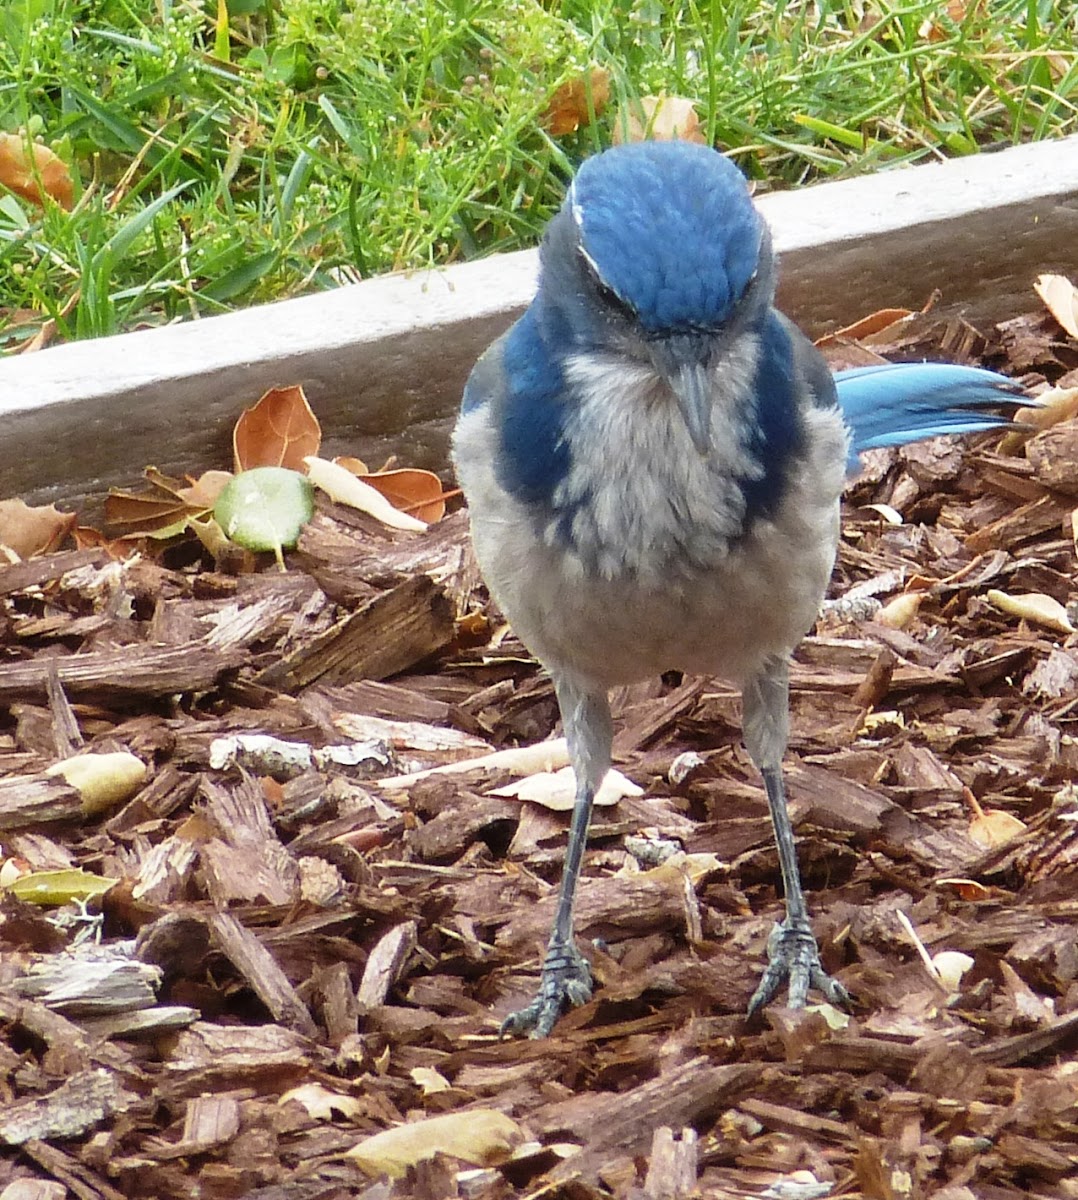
[452,140,1024,1038]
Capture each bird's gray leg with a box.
[742,658,849,1015]
[501,677,612,1039]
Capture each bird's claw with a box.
[747,917,849,1016]
[501,939,593,1039]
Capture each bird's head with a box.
[538,141,775,452]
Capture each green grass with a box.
[1,0,1075,344]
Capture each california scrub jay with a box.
[452,140,1024,1038]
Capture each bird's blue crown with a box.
[568,141,763,334]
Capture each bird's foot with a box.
[747,916,849,1016]
[501,939,593,1039]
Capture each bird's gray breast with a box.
[548,344,766,581]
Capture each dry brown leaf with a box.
[347,1109,524,1177]
[233,384,322,472]
[304,456,428,532]
[931,949,974,990]
[936,878,991,901]
[46,752,147,818]
[986,589,1074,635]
[489,764,639,810]
[877,592,923,629]
[177,469,234,510]
[640,851,722,887]
[1034,273,1078,341]
[815,308,914,348]
[0,131,74,209]
[542,67,610,136]
[377,739,570,791]
[279,1082,364,1121]
[333,459,446,523]
[998,385,1078,454]
[409,1066,451,1095]
[0,498,77,559]
[918,0,979,42]
[612,95,705,145]
[105,468,207,536]
[968,808,1026,849]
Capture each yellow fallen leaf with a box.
[986,589,1074,635]
[0,498,77,559]
[279,1082,364,1121]
[612,94,704,144]
[968,808,1026,849]
[859,710,905,735]
[334,461,447,523]
[862,503,905,526]
[0,857,30,888]
[377,739,569,791]
[46,752,147,817]
[0,131,74,208]
[347,1109,524,1177]
[5,868,117,905]
[805,1003,851,1030]
[931,950,975,991]
[489,765,639,810]
[542,67,610,136]
[877,593,923,629]
[815,308,915,348]
[640,851,721,887]
[410,1067,451,1095]
[304,455,427,532]
[937,877,991,901]
[997,385,1076,455]
[1034,273,1078,340]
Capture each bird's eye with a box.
[595,281,634,319]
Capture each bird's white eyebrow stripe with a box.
[578,243,603,279]
[568,180,585,229]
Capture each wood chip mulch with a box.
[1,307,1078,1200]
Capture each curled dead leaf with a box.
[279,1082,364,1121]
[347,1109,524,1177]
[0,498,77,559]
[0,131,74,209]
[640,851,721,887]
[931,950,975,991]
[937,878,991,902]
[815,308,914,348]
[612,94,704,145]
[409,1066,451,1095]
[986,589,1074,635]
[333,459,447,523]
[998,385,1078,454]
[233,385,322,473]
[542,67,610,136]
[968,808,1026,849]
[105,467,219,538]
[862,503,904,526]
[46,752,147,817]
[304,456,428,532]
[177,469,234,510]
[877,592,923,629]
[1034,273,1078,341]
[489,764,640,810]
[377,739,569,791]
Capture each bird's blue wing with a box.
[460,309,572,508]
[836,362,1026,474]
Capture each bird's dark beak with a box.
[648,337,713,455]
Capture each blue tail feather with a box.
[835,362,1026,474]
